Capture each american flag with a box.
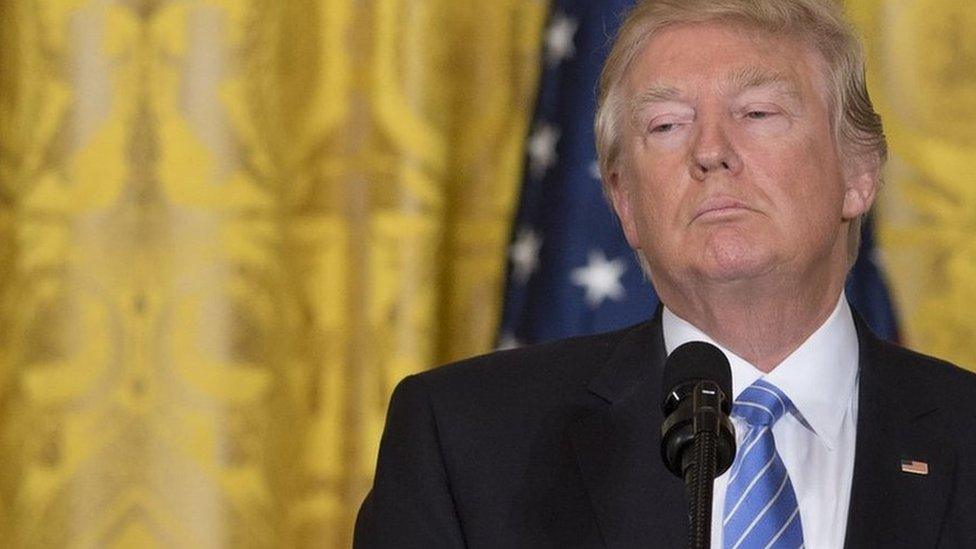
[498,0,900,348]
[900,459,929,475]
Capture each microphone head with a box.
[659,341,736,479]
[661,341,733,414]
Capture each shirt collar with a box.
[662,293,859,450]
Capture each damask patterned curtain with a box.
[848,1,976,367]
[0,1,972,548]
[0,1,544,546]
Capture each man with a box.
[355,0,976,547]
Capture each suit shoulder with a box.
[873,338,976,399]
[877,338,975,379]
[401,322,647,413]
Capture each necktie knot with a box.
[732,379,793,427]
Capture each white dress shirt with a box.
[662,294,859,549]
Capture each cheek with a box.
[763,130,844,195]
[629,163,686,233]
[630,138,690,197]
[799,141,847,208]
[777,156,848,237]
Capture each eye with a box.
[745,110,775,120]
[650,122,679,133]
[644,109,693,135]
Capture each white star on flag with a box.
[588,160,601,180]
[546,12,578,67]
[496,332,522,351]
[509,227,543,283]
[527,123,560,179]
[571,250,628,309]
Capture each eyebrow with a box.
[724,66,801,98]
[630,66,801,110]
[629,86,684,127]
[632,85,683,105]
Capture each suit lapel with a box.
[844,316,954,548]
[569,311,688,547]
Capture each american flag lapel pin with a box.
[900,459,929,475]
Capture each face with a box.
[608,22,877,295]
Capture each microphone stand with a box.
[682,381,724,549]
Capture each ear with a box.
[606,167,642,250]
[841,152,880,220]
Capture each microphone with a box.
[660,341,736,549]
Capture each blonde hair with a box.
[595,0,886,265]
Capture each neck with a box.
[661,272,845,373]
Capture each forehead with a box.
[623,21,828,100]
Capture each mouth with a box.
[693,197,753,221]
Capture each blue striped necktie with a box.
[723,379,804,549]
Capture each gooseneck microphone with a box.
[661,341,736,549]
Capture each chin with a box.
[697,241,774,282]
[697,262,772,283]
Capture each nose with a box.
[689,116,742,180]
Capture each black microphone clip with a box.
[661,378,736,479]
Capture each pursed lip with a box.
[693,196,753,220]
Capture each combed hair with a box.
[594,0,887,266]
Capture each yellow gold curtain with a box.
[0,1,973,548]
[847,0,976,371]
[0,0,545,546]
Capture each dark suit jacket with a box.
[355,310,976,548]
